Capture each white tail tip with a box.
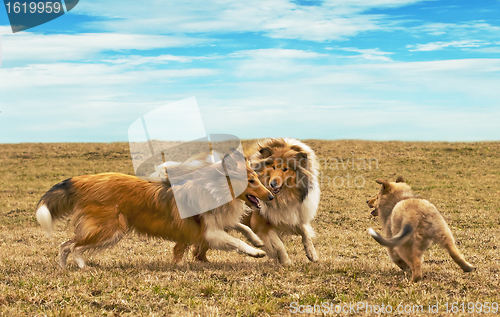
[36,205,53,238]
[368,228,377,237]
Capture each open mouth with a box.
[370,208,378,216]
[247,194,262,209]
[271,187,281,195]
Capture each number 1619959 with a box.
[445,302,498,314]
[5,2,62,14]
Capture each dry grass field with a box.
[0,140,499,316]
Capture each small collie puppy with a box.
[244,138,321,265]
[36,151,273,268]
[367,176,475,282]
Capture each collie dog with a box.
[367,176,475,282]
[35,151,273,268]
[244,138,320,265]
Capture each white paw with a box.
[251,249,266,258]
[251,237,264,248]
[307,250,319,262]
[280,259,293,266]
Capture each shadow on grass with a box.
[63,257,284,274]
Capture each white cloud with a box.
[322,0,431,7]
[334,47,393,61]
[0,33,3,68]
[74,0,430,41]
[2,0,500,142]
[0,62,218,91]
[230,48,327,59]
[103,55,194,66]
[2,55,500,142]
[474,46,500,54]
[1,32,208,62]
[345,59,500,97]
[415,21,500,38]
[408,40,486,51]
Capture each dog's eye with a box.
[282,168,288,172]
[272,166,275,170]
[249,179,255,184]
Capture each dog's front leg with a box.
[250,211,291,265]
[298,223,318,262]
[204,228,266,258]
[267,229,292,265]
[233,223,264,247]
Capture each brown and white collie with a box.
[35,151,273,268]
[244,138,321,265]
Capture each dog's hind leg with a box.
[298,223,318,262]
[72,247,86,268]
[387,247,410,272]
[59,240,74,268]
[173,243,189,264]
[442,241,475,272]
[410,255,423,283]
[434,228,475,272]
[445,243,475,272]
[396,245,424,282]
[59,240,87,268]
[192,243,210,262]
[67,208,128,268]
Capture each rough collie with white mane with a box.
[245,138,320,265]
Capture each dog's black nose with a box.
[270,179,278,188]
[268,194,274,201]
[366,200,369,204]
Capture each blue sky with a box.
[0,0,499,142]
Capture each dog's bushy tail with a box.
[35,178,76,238]
[368,224,413,248]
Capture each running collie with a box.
[244,138,321,265]
[35,151,273,268]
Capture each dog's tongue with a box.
[248,195,259,205]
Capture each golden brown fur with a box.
[36,153,273,268]
[367,176,475,282]
[244,138,321,265]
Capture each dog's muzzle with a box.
[270,179,281,194]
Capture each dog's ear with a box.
[251,158,268,173]
[395,176,405,183]
[259,147,273,158]
[375,179,391,193]
[290,145,303,153]
[295,151,308,169]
